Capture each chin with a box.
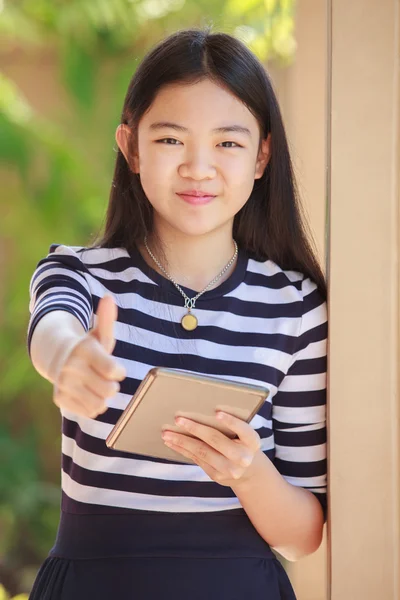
[179,226,227,239]
[160,217,226,239]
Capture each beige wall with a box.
[328,0,400,597]
[269,1,328,597]
[272,0,328,266]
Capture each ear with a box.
[254,133,271,180]
[115,124,140,174]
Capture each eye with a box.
[155,138,182,145]
[218,141,242,148]
[154,138,242,148]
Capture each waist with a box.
[50,511,276,560]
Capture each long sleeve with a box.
[272,277,328,520]
[27,244,94,359]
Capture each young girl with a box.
[27,27,327,600]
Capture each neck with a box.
[140,230,238,293]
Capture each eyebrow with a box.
[149,121,252,137]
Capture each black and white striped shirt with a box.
[27,243,327,517]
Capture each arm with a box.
[27,244,94,382]
[166,411,325,562]
[30,311,87,383]
[231,449,324,561]
[232,278,328,561]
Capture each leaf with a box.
[0,4,42,45]
[224,0,262,18]
[60,38,98,110]
[0,114,31,179]
[264,0,277,10]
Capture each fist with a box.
[53,295,126,418]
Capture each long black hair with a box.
[91,27,327,299]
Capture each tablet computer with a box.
[106,367,269,464]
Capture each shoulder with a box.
[46,243,129,269]
[48,243,87,260]
[246,255,326,322]
[246,255,305,298]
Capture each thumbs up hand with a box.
[89,294,119,354]
[53,295,127,419]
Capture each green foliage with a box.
[0,426,60,556]
[0,0,296,593]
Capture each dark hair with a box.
[91,27,327,299]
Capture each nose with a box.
[178,146,216,180]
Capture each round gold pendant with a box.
[181,312,198,331]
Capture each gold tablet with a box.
[106,367,269,464]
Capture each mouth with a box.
[176,193,216,205]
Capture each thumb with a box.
[91,295,118,354]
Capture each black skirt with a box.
[29,511,297,600]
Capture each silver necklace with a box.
[143,235,238,331]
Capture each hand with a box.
[53,295,126,418]
[162,412,261,487]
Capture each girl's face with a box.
[117,78,271,240]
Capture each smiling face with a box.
[116,78,271,241]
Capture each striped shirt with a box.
[27,243,328,518]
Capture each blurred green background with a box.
[0,0,296,595]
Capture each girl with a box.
[27,27,327,600]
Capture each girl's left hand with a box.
[162,411,261,487]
